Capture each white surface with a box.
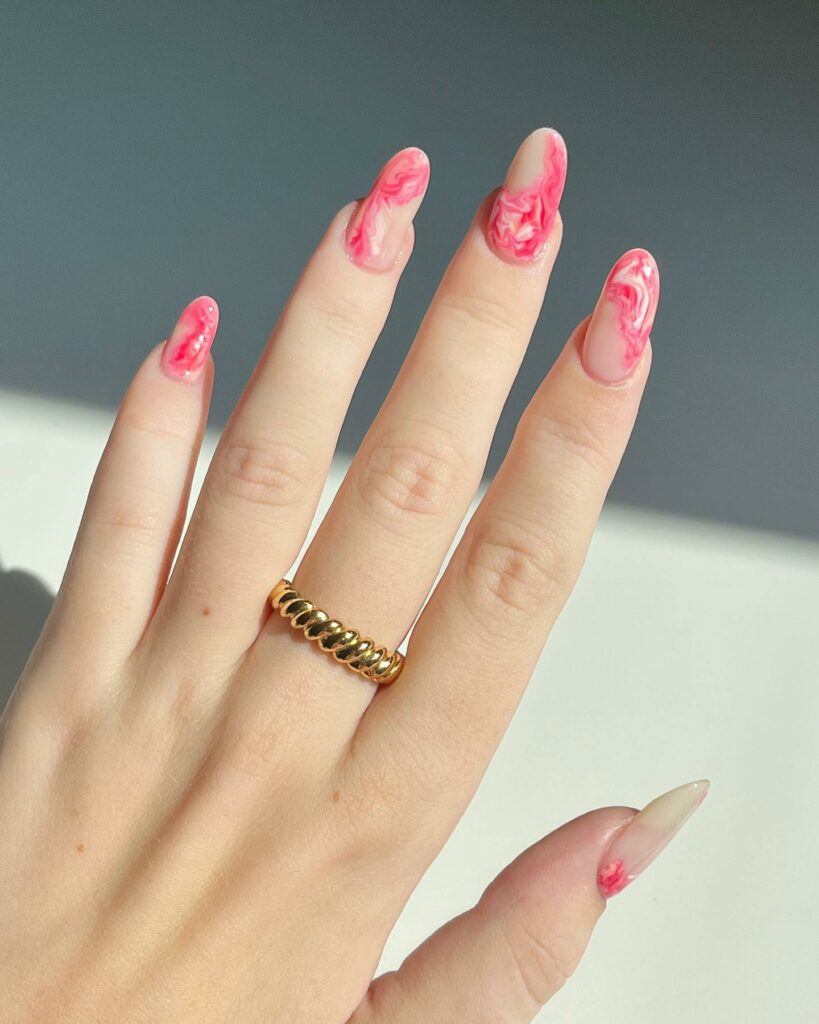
[1,388,818,1021]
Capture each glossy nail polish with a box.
[597,779,710,898]
[486,127,567,263]
[582,249,660,383]
[160,296,219,383]
[345,147,430,271]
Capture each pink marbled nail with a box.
[160,296,219,383]
[486,127,567,263]
[582,249,660,383]
[597,780,709,899]
[345,147,430,271]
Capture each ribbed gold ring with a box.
[269,579,404,685]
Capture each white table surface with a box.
[2,388,817,1022]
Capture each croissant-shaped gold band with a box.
[269,579,404,685]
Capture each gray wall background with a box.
[1,0,817,538]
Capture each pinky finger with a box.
[352,781,708,1024]
[44,297,218,673]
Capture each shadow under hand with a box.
[0,556,54,713]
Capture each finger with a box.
[43,297,217,674]
[145,148,430,675]
[257,129,567,721]
[353,808,630,1024]
[352,783,707,1024]
[357,250,659,817]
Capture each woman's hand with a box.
[0,129,705,1023]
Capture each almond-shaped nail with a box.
[582,248,659,383]
[486,127,567,263]
[345,147,430,271]
[597,779,709,898]
[160,296,219,383]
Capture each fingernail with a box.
[597,779,709,898]
[582,249,660,383]
[160,296,220,383]
[486,127,567,263]
[345,147,430,271]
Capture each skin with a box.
[0,130,689,1023]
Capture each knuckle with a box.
[501,902,573,1008]
[117,408,192,449]
[99,504,164,542]
[332,732,433,852]
[218,435,316,514]
[301,287,369,346]
[341,760,409,840]
[522,406,609,473]
[437,288,520,341]
[353,432,468,523]
[220,710,290,783]
[329,784,397,856]
[460,518,573,617]
[10,660,111,764]
[216,664,319,785]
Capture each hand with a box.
[1,129,705,1022]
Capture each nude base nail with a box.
[597,779,709,898]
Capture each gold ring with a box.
[269,579,404,685]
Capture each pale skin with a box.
[0,131,701,1021]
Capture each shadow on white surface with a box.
[0,557,53,711]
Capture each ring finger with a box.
[252,128,568,725]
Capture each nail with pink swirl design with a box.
[345,147,430,271]
[160,296,219,383]
[582,249,660,383]
[486,127,567,263]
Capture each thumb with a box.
[353,780,708,1024]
